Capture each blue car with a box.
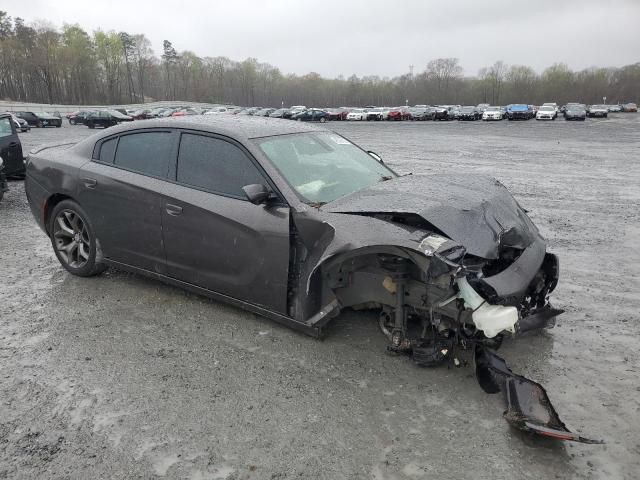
[506,104,534,120]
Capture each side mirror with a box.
[243,183,273,205]
[367,151,383,163]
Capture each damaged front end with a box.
[290,174,600,444]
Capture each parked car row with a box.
[60,100,637,129]
[11,111,62,128]
[229,102,637,123]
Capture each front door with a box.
[77,130,177,273]
[162,131,290,314]
[0,116,24,176]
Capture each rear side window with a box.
[99,138,117,164]
[114,132,173,178]
[176,133,265,198]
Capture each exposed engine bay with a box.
[289,174,602,444]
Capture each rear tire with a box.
[49,200,106,277]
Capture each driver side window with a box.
[176,133,266,199]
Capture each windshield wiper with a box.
[379,175,393,182]
[307,201,327,208]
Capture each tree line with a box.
[0,11,638,107]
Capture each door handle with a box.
[166,204,183,216]
[8,142,18,147]
[83,177,97,189]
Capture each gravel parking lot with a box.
[1,116,639,479]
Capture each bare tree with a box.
[426,58,463,103]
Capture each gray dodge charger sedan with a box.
[25,115,598,443]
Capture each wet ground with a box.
[1,116,639,479]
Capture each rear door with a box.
[161,131,290,314]
[77,129,177,273]
[0,115,24,176]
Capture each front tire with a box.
[49,200,106,277]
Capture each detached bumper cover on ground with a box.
[476,348,603,444]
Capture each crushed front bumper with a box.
[465,243,562,338]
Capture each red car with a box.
[326,108,348,121]
[387,107,411,121]
[171,108,200,117]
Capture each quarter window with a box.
[176,133,265,198]
[99,138,118,164]
[114,132,173,178]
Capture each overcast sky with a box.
[4,0,639,78]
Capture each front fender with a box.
[291,209,462,323]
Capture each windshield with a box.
[486,107,500,112]
[540,106,554,111]
[255,132,395,205]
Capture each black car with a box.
[564,104,586,121]
[86,111,118,129]
[0,112,25,178]
[292,109,330,122]
[24,115,597,444]
[432,107,450,121]
[69,111,93,125]
[86,111,133,129]
[35,112,63,128]
[458,106,481,120]
[14,111,40,127]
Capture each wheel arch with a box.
[299,244,431,326]
[44,193,77,235]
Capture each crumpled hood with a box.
[321,173,543,259]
